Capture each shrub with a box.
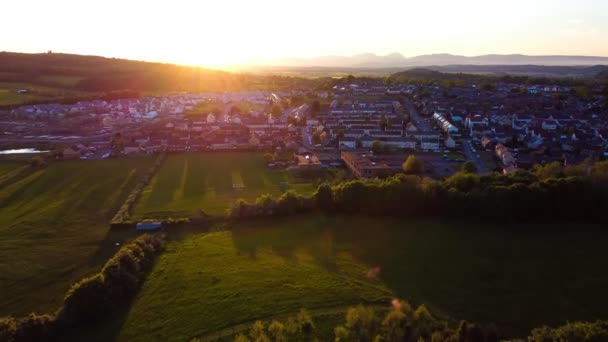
[110,153,166,227]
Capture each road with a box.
[406,99,488,173]
[462,139,489,173]
[301,126,313,150]
[404,100,432,131]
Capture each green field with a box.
[96,218,393,342]
[84,216,608,340]
[0,157,154,316]
[133,153,316,218]
[0,81,89,106]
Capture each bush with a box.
[228,191,315,220]
[0,234,166,341]
[229,160,608,223]
[60,234,165,325]
[529,320,608,342]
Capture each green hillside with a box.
[0,52,320,106]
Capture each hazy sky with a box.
[2,0,607,68]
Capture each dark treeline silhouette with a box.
[387,67,608,87]
[0,234,165,342]
[230,160,608,223]
[243,301,608,342]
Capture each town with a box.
[2,77,607,179]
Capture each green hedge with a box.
[0,234,165,342]
[110,153,166,228]
[229,161,608,223]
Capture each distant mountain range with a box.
[267,53,608,68]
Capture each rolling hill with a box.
[268,52,608,68]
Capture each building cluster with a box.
[306,98,441,152]
[1,78,606,178]
[0,91,305,158]
[417,82,608,170]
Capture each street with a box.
[462,139,488,173]
[404,100,432,131]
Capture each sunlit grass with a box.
[0,158,154,316]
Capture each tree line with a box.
[227,300,608,342]
[0,234,165,342]
[229,160,608,223]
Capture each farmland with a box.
[96,217,393,342]
[82,216,608,341]
[133,153,316,218]
[0,81,89,106]
[0,157,154,316]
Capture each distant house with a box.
[541,120,558,131]
[124,143,142,155]
[136,222,162,231]
[339,138,357,149]
[62,146,81,159]
[295,154,322,170]
[405,122,418,133]
[445,135,456,149]
[420,137,440,151]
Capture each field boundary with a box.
[109,153,166,228]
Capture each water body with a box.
[231,216,608,337]
[0,148,49,154]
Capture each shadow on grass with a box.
[61,295,138,342]
[230,215,339,272]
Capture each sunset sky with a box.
[3,0,607,68]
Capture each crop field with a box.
[82,215,608,341]
[133,153,316,218]
[0,157,154,316]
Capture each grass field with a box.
[96,218,393,342]
[133,153,316,218]
[0,157,154,316]
[0,81,88,106]
[83,216,608,340]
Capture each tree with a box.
[382,309,408,342]
[268,320,287,342]
[345,305,379,341]
[312,131,321,145]
[532,161,563,180]
[379,115,388,131]
[249,321,269,342]
[111,132,124,154]
[30,156,47,168]
[311,100,321,116]
[234,334,251,342]
[371,141,383,155]
[461,161,478,174]
[289,95,305,107]
[230,104,242,115]
[403,155,424,174]
[270,103,282,117]
[314,183,334,212]
[296,308,314,334]
[334,325,350,341]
